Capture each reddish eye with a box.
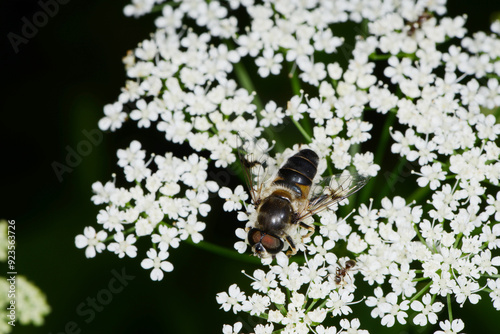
[260,234,284,254]
[247,229,284,254]
[248,229,262,246]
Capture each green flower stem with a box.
[447,293,453,322]
[233,61,264,111]
[374,111,397,166]
[369,53,392,61]
[289,67,302,96]
[485,274,500,279]
[316,296,331,309]
[185,238,261,264]
[349,108,365,159]
[276,303,287,316]
[286,61,314,143]
[256,312,269,320]
[359,110,396,204]
[413,223,430,251]
[291,117,312,142]
[306,299,318,312]
[453,232,463,249]
[408,186,431,204]
[286,287,291,304]
[151,1,176,13]
[409,280,432,303]
[363,154,404,204]
[233,60,287,151]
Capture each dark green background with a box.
[1,1,499,333]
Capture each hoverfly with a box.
[238,138,369,258]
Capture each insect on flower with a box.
[406,11,433,36]
[334,259,356,285]
[238,138,369,258]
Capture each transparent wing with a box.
[296,172,370,221]
[237,136,276,204]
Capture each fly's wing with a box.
[237,136,276,204]
[296,172,370,221]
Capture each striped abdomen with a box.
[273,149,319,199]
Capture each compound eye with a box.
[260,234,283,254]
[247,228,262,246]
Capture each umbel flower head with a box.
[75,0,500,333]
[0,220,51,332]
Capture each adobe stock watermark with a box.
[7,0,71,54]
[383,157,420,193]
[48,267,135,334]
[51,128,103,182]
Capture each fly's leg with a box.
[285,235,297,257]
[299,222,315,241]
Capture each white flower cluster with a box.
[77,0,500,332]
[0,221,51,332]
[75,141,219,281]
[217,253,368,334]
